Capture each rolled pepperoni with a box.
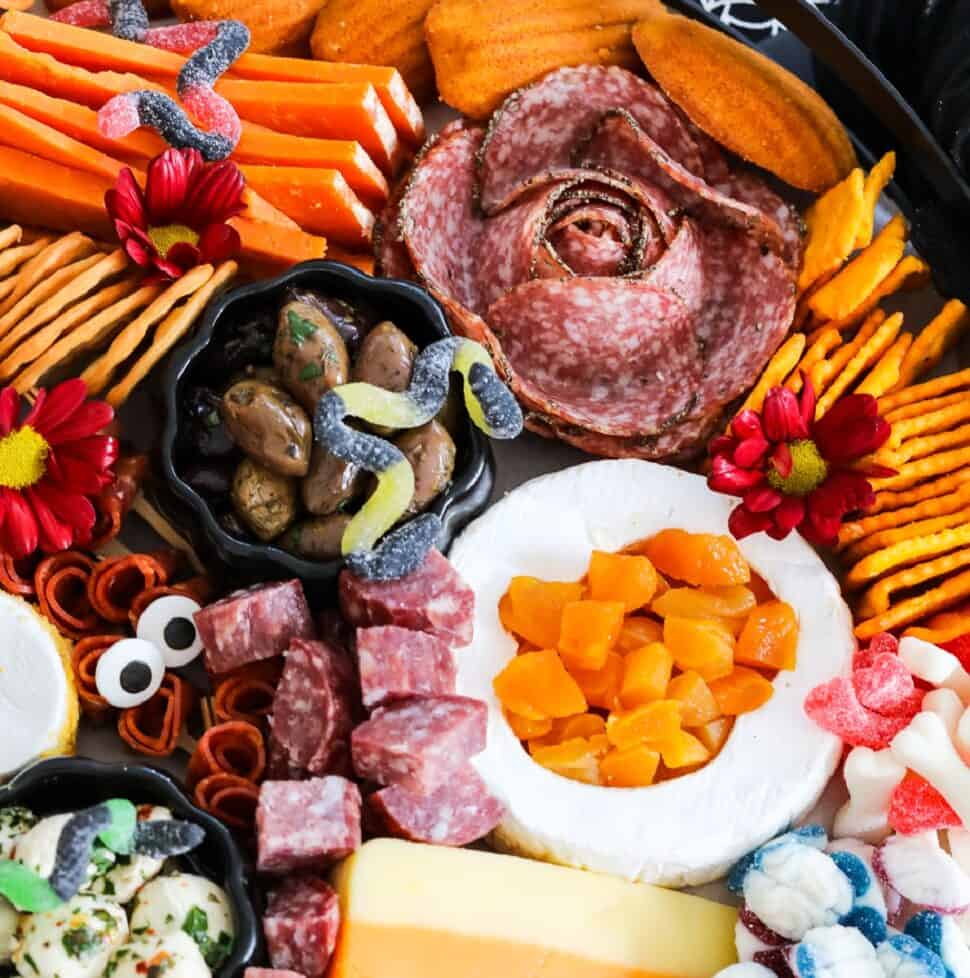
[35,551,102,638]
[88,550,179,623]
[71,634,123,719]
[117,672,194,757]
[186,720,266,790]
[194,773,260,832]
[128,576,214,629]
[0,552,41,598]
[88,454,150,550]
[212,658,283,727]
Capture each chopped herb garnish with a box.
[62,924,101,958]
[287,310,318,345]
[299,362,324,381]
[182,906,234,969]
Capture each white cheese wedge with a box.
[449,459,854,887]
[0,592,78,781]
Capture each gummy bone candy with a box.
[52,0,248,160]
[874,831,970,914]
[900,637,970,703]
[892,710,970,831]
[833,746,905,844]
[0,800,205,912]
[314,337,523,582]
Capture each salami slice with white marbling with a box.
[263,875,342,978]
[356,626,456,709]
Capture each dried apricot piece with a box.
[666,671,722,726]
[663,616,735,682]
[493,649,587,720]
[559,713,607,741]
[504,710,553,740]
[558,600,625,671]
[661,730,712,769]
[616,616,664,651]
[642,529,751,587]
[531,734,609,785]
[619,642,673,708]
[652,585,756,620]
[600,744,661,788]
[606,699,682,750]
[735,600,799,671]
[587,550,658,612]
[572,651,624,711]
[709,666,774,715]
[692,716,734,756]
[506,577,584,649]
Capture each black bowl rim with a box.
[160,260,495,581]
[0,756,259,977]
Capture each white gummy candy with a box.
[789,925,883,978]
[877,832,970,914]
[899,637,970,703]
[923,688,965,738]
[877,934,948,978]
[833,746,905,844]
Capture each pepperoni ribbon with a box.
[71,635,124,718]
[0,552,41,598]
[128,575,214,629]
[51,0,250,160]
[186,720,266,791]
[35,551,102,639]
[193,773,260,832]
[118,671,194,757]
[88,454,150,551]
[212,658,282,727]
[87,550,179,623]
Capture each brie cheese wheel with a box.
[0,592,78,781]
[449,460,854,887]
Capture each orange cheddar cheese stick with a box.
[238,166,375,248]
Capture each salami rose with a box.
[377,66,802,460]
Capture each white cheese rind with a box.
[449,459,854,887]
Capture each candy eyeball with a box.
[95,639,165,708]
[136,595,203,668]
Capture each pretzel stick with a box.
[0,233,94,317]
[0,226,23,253]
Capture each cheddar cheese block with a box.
[330,839,738,978]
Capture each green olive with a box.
[279,514,352,560]
[230,458,298,541]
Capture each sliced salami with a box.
[351,694,487,793]
[369,764,505,846]
[271,638,358,777]
[356,626,456,709]
[257,777,361,873]
[263,875,341,978]
[339,548,475,647]
[194,580,315,675]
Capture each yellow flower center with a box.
[766,438,829,496]
[147,223,200,258]
[0,426,49,489]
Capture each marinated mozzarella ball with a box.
[130,874,234,970]
[83,806,173,904]
[0,897,16,965]
[12,894,127,978]
[0,807,35,859]
[105,931,212,978]
[14,813,115,883]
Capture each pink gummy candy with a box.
[853,652,919,716]
[97,94,141,139]
[50,0,109,25]
[144,22,220,53]
[805,677,913,749]
[181,86,242,146]
[853,631,899,671]
[889,772,962,835]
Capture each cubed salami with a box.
[265,732,308,782]
[356,626,456,709]
[263,876,340,978]
[369,763,505,846]
[245,970,307,978]
[351,695,487,792]
[257,777,361,873]
[339,549,475,647]
[272,639,359,776]
[195,580,315,674]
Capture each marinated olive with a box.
[283,288,370,352]
[230,457,298,541]
[352,321,417,391]
[183,386,236,458]
[274,300,351,410]
[279,514,352,560]
[182,459,235,497]
[302,446,364,516]
[436,375,466,440]
[221,380,312,477]
[395,420,456,517]
[227,365,282,388]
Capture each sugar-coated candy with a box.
[942,631,970,673]
[0,861,60,913]
[852,652,921,717]
[132,818,205,859]
[906,911,970,978]
[805,677,913,749]
[829,851,887,944]
[729,827,828,894]
[788,925,883,978]
[50,0,109,26]
[828,838,902,921]
[144,21,220,53]
[889,772,961,835]
[48,804,113,900]
[109,0,149,41]
[854,632,899,671]
[713,965,780,978]
[877,934,948,978]
[923,688,966,739]
[833,747,905,844]
[175,20,250,96]
[344,513,442,583]
[874,832,970,914]
[900,637,970,703]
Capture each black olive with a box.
[182,387,236,458]
[182,460,235,497]
[207,312,277,373]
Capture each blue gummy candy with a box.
[879,934,948,978]
[344,513,442,582]
[907,912,945,957]
[728,850,758,894]
[841,906,887,946]
[830,851,872,899]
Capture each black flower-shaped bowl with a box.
[160,260,495,586]
[0,756,260,978]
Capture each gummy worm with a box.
[0,799,205,912]
[53,0,248,160]
[314,337,523,582]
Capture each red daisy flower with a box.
[0,380,118,559]
[105,147,245,280]
[708,380,895,547]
